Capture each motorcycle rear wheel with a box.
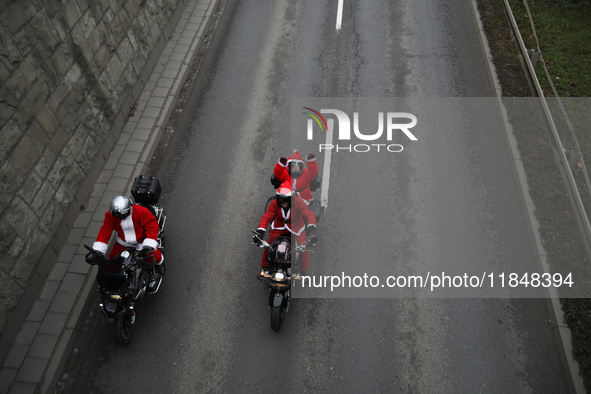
[270,305,284,331]
[114,310,135,345]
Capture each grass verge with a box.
[476,0,591,391]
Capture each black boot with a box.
[147,272,162,294]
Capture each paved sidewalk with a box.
[0,0,220,392]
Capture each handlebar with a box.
[84,244,106,266]
[251,229,271,249]
[83,245,154,269]
[250,230,313,253]
[294,242,310,254]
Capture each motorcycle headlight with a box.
[272,270,286,282]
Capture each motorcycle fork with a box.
[129,302,136,324]
[268,289,290,313]
[284,290,290,313]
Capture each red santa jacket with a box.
[274,150,318,205]
[93,205,160,254]
[258,196,316,236]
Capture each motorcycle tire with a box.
[114,310,136,345]
[270,305,284,331]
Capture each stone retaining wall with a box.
[0,0,181,339]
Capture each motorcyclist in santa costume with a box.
[254,187,317,278]
[93,196,164,276]
[273,150,318,206]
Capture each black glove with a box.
[253,229,265,244]
[306,226,318,245]
[270,175,282,188]
[306,153,316,161]
[140,246,154,256]
[309,175,321,192]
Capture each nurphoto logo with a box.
[302,107,418,153]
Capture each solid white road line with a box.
[336,0,344,30]
[321,119,334,208]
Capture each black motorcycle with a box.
[84,245,160,344]
[84,175,166,344]
[252,230,311,331]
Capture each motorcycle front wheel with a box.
[114,310,135,344]
[270,305,284,331]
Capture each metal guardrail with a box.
[499,0,591,264]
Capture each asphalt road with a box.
[56,0,569,393]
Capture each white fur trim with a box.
[120,213,137,244]
[93,242,108,254]
[290,225,306,236]
[270,221,305,235]
[270,221,286,231]
[143,238,158,249]
[280,208,290,221]
[299,195,311,205]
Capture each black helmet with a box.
[287,161,303,179]
[275,187,294,209]
[110,196,133,218]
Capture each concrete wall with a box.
[0,0,182,342]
